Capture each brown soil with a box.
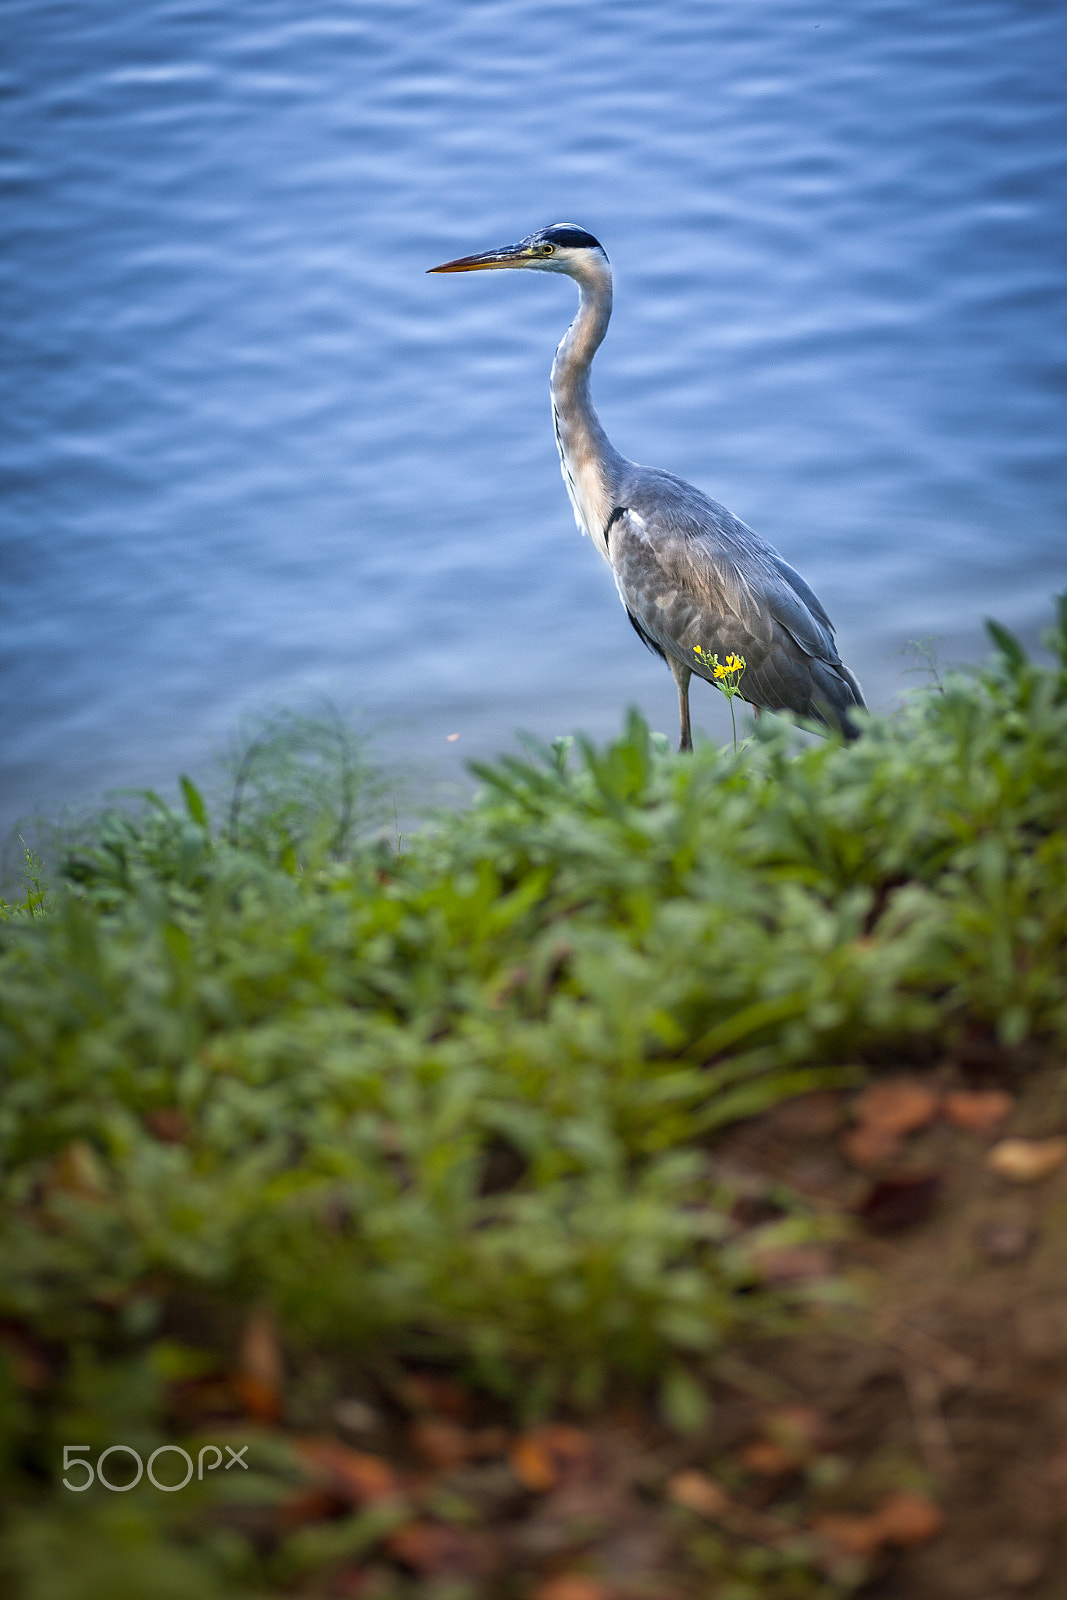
[164,1056,1067,1598]
[703,1057,1067,1600]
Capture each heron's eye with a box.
[540,243,555,255]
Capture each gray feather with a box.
[607,469,865,736]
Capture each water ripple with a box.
[1,0,1065,824]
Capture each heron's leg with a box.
[669,659,693,752]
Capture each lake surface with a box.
[3,0,1065,832]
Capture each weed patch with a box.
[0,602,1065,1595]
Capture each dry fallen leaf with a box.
[943,1089,1014,1133]
[293,1437,400,1504]
[400,1372,471,1418]
[234,1309,283,1423]
[240,1310,283,1389]
[739,1438,796,1476]
[842,1123,901,1170]
[509,1424,594,1492]
[853,1081,940,1136]
[987,1137,1067,1183]
[509,1434,557,1492]
[813,1509,888,1558]
[468,1426,509,1459]
[386,1520,487,1576]
[280,1486,346,1529]
[410,1417,470,1469]
[815,1490,942,1558]
[532,1578,616,1600]
[231,1372,281,1423]
[874,1491,945,1545]
[667,1468,731,1519]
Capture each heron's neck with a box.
[550,262,625,558]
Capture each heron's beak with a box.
[427,244,532,273]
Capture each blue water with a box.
[3,0,1065,829]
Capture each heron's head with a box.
[428,224,609,283]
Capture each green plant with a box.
[0,598,1064,1597]
[0,837,51,922]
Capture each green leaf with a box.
[984,619,1027,675]
[179,774,209,829]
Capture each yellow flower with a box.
[714,663,728,679]
[726,653,744,672]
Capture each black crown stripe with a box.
[541,224,602,250]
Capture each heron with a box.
[429,224,865,750]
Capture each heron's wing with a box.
[608,478,864,720]
[610,478,831,656]
[740,543,866,711]
[762,551,836,643]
